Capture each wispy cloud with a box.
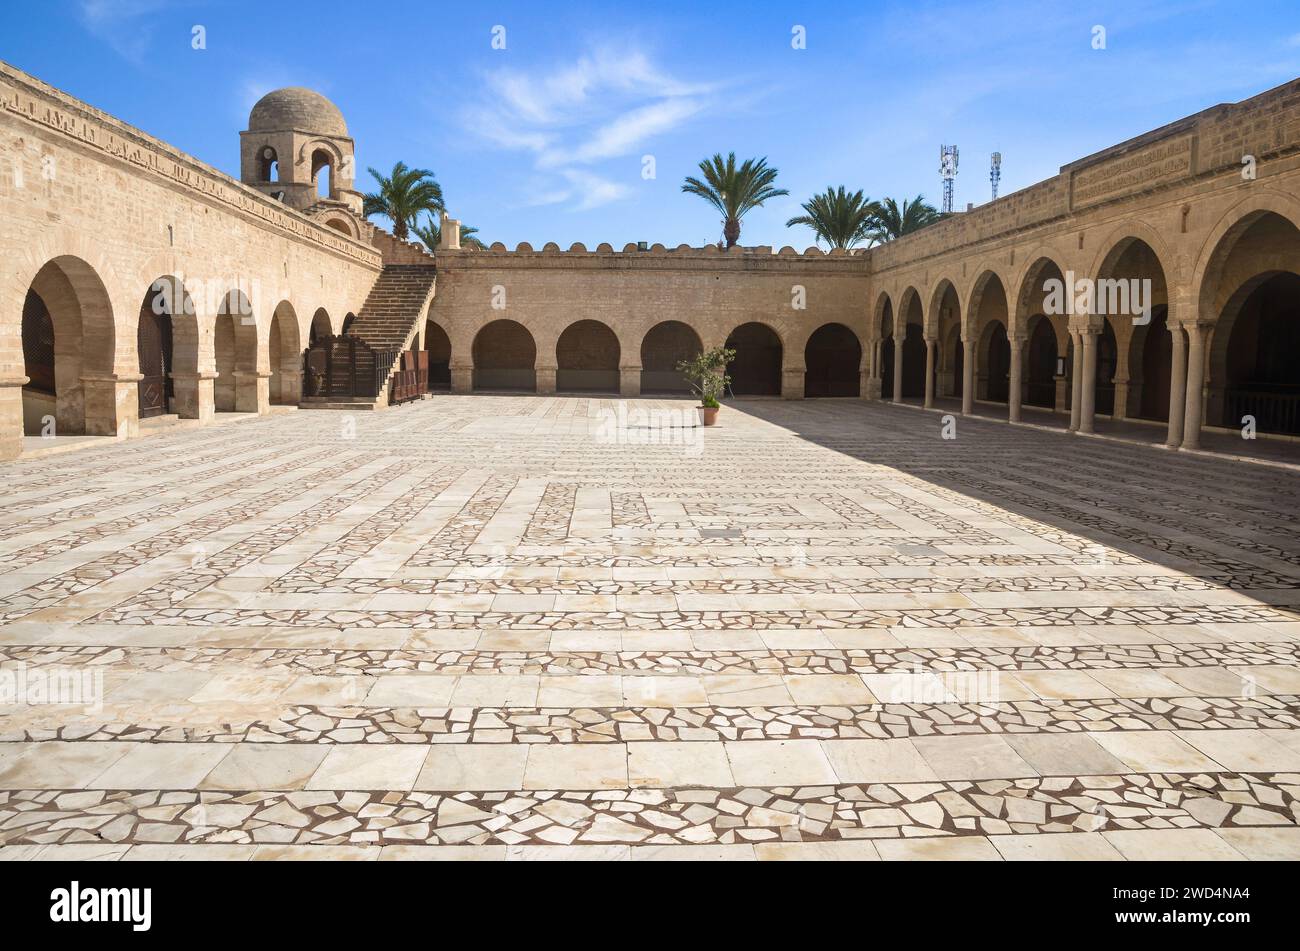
[463,46,720,211]
[79,0,186,63]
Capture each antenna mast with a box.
[939,145,959,214]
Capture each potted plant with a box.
[676,346,736,426]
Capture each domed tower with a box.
[240,87,364,223]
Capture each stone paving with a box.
[2,395,1300,861]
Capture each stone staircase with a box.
[299,262,437,410]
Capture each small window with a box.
[258,146,279,182]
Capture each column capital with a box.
[0,376,30,388]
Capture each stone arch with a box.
[893,287,926,401]
[876,294,895,397]
[268,300,302,405]
[943,322,964,399]
[215,289,261,412]
[1091,236,1171,421]
[136,276,198,420]
[725,322,783,396]
[19,256,118,437]
[309,308,333,346]
[804,323,862,397]
[473,319,536,391]
[1193,202,1300,434]
[963,266,1009,339]
[927,278,960,339]
[1011,254,1070,338]
[641,320,702,394]
[966,270,1009,405]
[1025,313,1060,409]
[979,317,1011,403]
[556,319,620,393]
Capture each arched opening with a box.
[1094,237,1169,422]
[1220,272,1300,434]
[312,149,334,200]
[20,257,116,437]
[725,322,782,396]
[981,321,1011,403]
[269,301,302,405]
[931,282,961,398]
[1026,315,1058,408]
[1014,258,1069,412]
[1094,319,1118,416]
[804,323,861,397]
[309,308,332,347]
[473,319,536,391]
[640,321,702,394]
[969,272,1009,405]
[900,323,926,399]
[878,301,894,400]
[21,291,56,435]
[341,313,357,336]
[215,290,260,412]
[1132,305,1172,421]
[943,324,963,399]
[425,320,451,391]
[258,146,279,183]
[556,320,620,393]
[137,278,190,419]
[1203,211,1300,436]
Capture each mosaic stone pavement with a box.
[2,395,1300,862]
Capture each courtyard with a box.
[1,395,1298,860]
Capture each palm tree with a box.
[362,162,445,240]
[785,187,882,250]
[413,217,483,252]
[869,195,942,243]
[682,152,788,248]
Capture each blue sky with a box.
[5,0,1300,248]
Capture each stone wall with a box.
[0,60,382,458]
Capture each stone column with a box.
[82,373,138,438]
[923,338,936,409]
[961,338,975,415]
[781,368,803,400]
[450,364,473,394]
[619,365,641,398]
[1079,330,1098,434]
[1165,324,1187,448]
[171,371,217,421]
[536,366,557,395]
[1180,323,1207,451]
[1068,333,1083,432]
[234,370,271,414]
[892,337,904,402]
[0,375,25,460]
[278,369,304,405]
[1008,335,1025,423]
[859,368,872,400]
[1111,376,1129,422]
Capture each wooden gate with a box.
[137,305,173,418]
[390,350,428,405]
[303,336,400,401]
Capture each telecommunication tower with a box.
[939,145,959,214]
[990,152,1002,201]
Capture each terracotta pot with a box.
[698,405,719,426]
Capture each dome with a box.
[248,87,347,136]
